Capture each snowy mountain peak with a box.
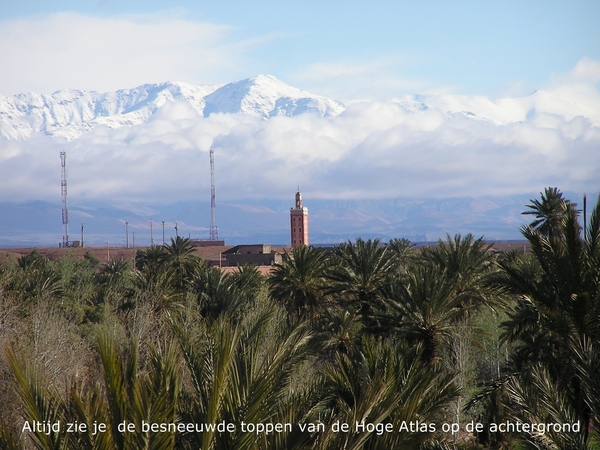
[203,74,345,118]
[0,76,345,140]
[2,75,598,142]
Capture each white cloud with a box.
[291,55,430,101]
[0,12,250,95]
[564,58,600,83]
[1,60,599,205]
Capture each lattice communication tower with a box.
[209,148,219,240]
[60,151,69,247]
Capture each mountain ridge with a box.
[0,75,345,140]
[2,74,598,142]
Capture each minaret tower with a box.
[290,188,308,248]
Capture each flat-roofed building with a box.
[222,244,283,266]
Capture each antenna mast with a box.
[209,148,219,240]
[60,151,69,247]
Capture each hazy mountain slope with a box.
[0,195,533,248]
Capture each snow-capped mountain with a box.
[203,74,345,118]
[0,75,345,140]
[397,89,600,126]
[1,74,598,142]
[0,81,220,140]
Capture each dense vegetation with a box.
[0,188,599,450]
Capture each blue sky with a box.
[0,1,599,243]
[0,1,599,208]
[1,1,599,98]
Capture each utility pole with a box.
[150,219,154,246]
[126,222,129,248]
[174,222,179,238]
[583,194,587,238]
[81,223,84,247]
[162,221,165,245]
[209,148,219,240]
[60,152,69,247]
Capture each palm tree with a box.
[10,250,63,304]
[4,344,67,449]
[317,307,362,356]
[502,199,600,348]
[505,364,591,450]
[131,265,180,314]
[96,258,132,308]
[420,234,498,311]
[135,245,167,275]
[0,427,19,450]
[162,237,202,290]
[17,249,50,272]
[268,245,329,322]
[190,264,239,319]
[4,334,180,450]
[380,265,468,365]
[418,235,503,432]
[495,193,600,445]
[171,302,318,450]
[316,337,459,450]
[522,187,575,238]
[327,238,394,329]
[228,264,264,300]
[386,238,415,273]
[98,258,130,284]
[574,338,600,434]
[16,266,63,304]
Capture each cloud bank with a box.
[0,12,249,95]
[1,61,598,207]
